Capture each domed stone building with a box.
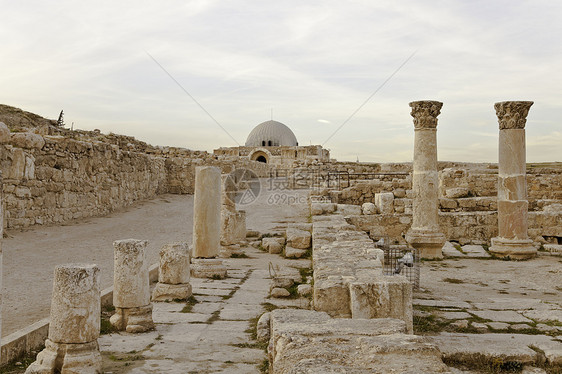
[214,120,330,165]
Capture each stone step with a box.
[428,332,562,368]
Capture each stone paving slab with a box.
[413,299,472,309]
[472,297,543,310]
[428,332,562,367]
[442,241,465,257]
[470,310,533,323]
[461,244,491,258]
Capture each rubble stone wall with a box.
[0,126,273,230]
[347,211,562,246]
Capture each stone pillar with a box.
[220,173,247,255]
[191,166,227,278]
[405,101,446,259]
[26,264,102,374]
[152,243,192,301]
[110,239,154,333]
[490,101,536,259]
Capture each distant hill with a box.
[0,104,57,131]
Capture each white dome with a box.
[245,120,298,147]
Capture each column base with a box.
[110,305,154,333]
[405,229,446,259]
[151,282,192,302]
[489,237,537,259]
[191,258,227,279]
[25,339,101,374]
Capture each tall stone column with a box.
[191,166,227,278]
[26,264,102,374]
[405,101,446,259]
[152,242,192,301]
[490,101,536,259]
[110,239,154,333]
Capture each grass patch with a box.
[180,295,199,313]
[258,358,270,374]
[443,353,524,373]
[0,349,41,373]
[298,267,313,283]
[108,353,144,362]
[230,252,249,258]
[443,278,465,284]
[206,310,221,324]
[261,302,280,312]
[100,304,117,334]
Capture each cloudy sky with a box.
[1,0,560,162]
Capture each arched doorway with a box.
[249,149,270,164]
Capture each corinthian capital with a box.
[494,101,533,130]
[409,101,443,129]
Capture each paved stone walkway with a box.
[100,246,310,373]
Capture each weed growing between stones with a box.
[0,348,41,374]
[261,302,279,312]
[230,252,249,258]
[443,353,523,373]
[443,278,465,284]
[100,304,117,334]
[180,295,199,313]
[206,310,221,324]
[258,358,270,374]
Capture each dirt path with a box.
[2,185,309,337]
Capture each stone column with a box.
[490,101,536,259]
[26,264,102,374]
[220,173,247,256]
[191,166,227,278]
[405,101,446,259]
[152,243,192,301]
[110,239,154,333]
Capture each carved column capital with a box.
[494,101,533,130]
[409,101,443,129]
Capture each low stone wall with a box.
[0,123,274,230]
[311,207,413,331]
[348,211,562,246]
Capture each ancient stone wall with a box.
[0,124,273,230]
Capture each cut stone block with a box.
[362,202,377,215]
[284,246,307,259]
[349,276,413,334]
[286,228,311,249]
[269,309,449,373]
[375,192,394,214]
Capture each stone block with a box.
[445,187,470,198]
[348,276,413,334]
[284,246,307,259]
[10,132,45,149]
[0,122,9,143]
[268,309,448,373]
[375,192,394,214]
[262,237,285,254]
[286,228,311,249]
[336,204,362,216]
[361,202,377,215]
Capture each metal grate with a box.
[377,240,420,289]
